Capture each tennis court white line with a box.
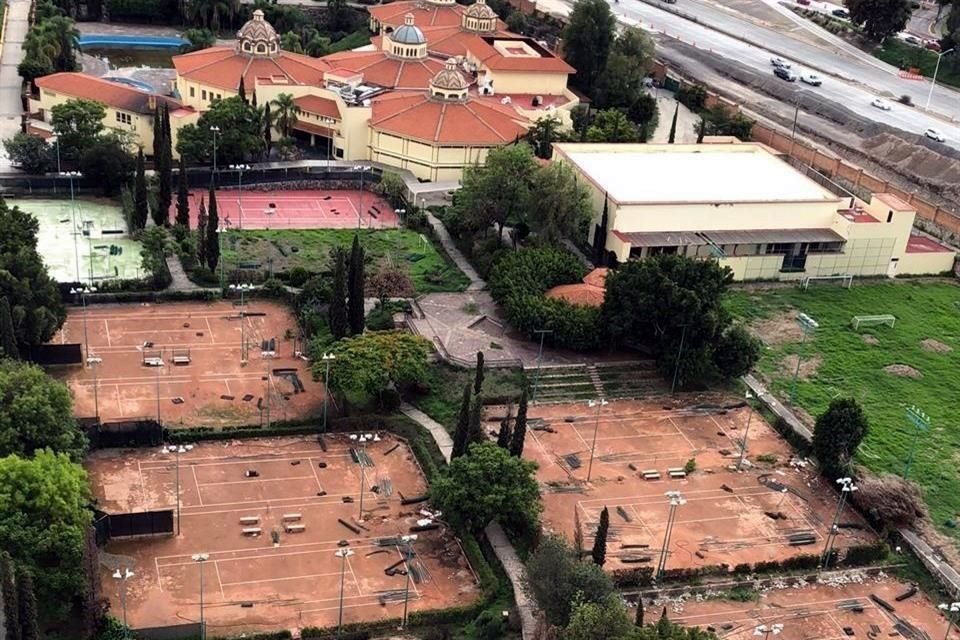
[220,571,343,587]
[214,560,225,597]
[178,496,357,515]
[192,466,203,506]
[157,540,382,564]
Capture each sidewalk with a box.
[424,212,485,291]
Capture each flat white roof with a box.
[559,145,838,205]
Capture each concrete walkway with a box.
[424,212,485,291]
[0,0,30,168]
[165,255,218,293]
[398,402,537,640]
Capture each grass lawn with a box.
[725,280,960,538]
[412,363,527,432]
[874,39,960,90]
[222,228,470,293]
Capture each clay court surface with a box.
[666,575,950,640]
[173,190,398,230]
[87,434,478,634]
[515,398,875,570]
[54,300,324,427]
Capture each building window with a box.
[189,86,195,97]
[764,242,794,255]
[115,112,132,125]
[887,211,893,222]
[202,90,207,100]
[216,94,222,100]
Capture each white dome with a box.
[391,14,426,45]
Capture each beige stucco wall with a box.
[607,200,841,234]
[369,129,492,180]
[34,88,155,153]
[899,250,956,275]
[481,69,568,95]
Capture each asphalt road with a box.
[607,0,960,147]
[0,0,29,165]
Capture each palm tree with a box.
[186,0,238,31]
[272,93,296,138]
[47,16,80,71]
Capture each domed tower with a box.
[462,0,497,33]
[236,9,280,57]
[386,14,428,59]
[429,58,469,101]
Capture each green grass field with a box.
[222,228,470,294]
[413,363,527,432]
[726,280,960,536]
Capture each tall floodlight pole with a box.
[335,547,355,636]
[671,325,688,394]
[351,433,375,520]
[89,355,102,421]
[791,312,819,404]
[903,405,931,480]
[229,283,253,362]
[755,624,784,640]
[71,286,97,361]
[939,602,960,640]
[229,164,251,230]
[322,353,336,432]
[192,553,209,640]
[531,329,553,403]
[736,390,755,471]
[164,445,189,535]
[155,354,165,424]
[585,398,609,482]
[209,126,221,178]
[112,568,134,636]
[62,171,82,282]
[399,534,419,629]
[821,477,857,569]
[656,490,685,579]
[926,48,956,110]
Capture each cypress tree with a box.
[329,248,349,340]
[152,103,163,161]
[196,196,208,269]
[657,608,671,638]
[0,551,20,640]
[496,405,512,450]
[154,105,173,227]
[133,147,148,230]
[17,571,38,640]
[573,507,584,558]
[347,234,365,335]
[667,102,679,144]
[238,76,247,103]
[79,527,102,640]
[466,393,484,447]
[593,196,608,265]
[451,384,472,459]
[696,118,706,144]
[474,351,485,395]
[0,297,18,359]
[591,506,609,566]
[509,386,528,457]
[635,596,644,627]
[176,155,190,228]
[252,89,258,108]
[206,182,220,272]
[264,102,273,154]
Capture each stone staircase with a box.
[531,360,664,403]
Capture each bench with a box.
[284,523,306,533]
[143,357,163,367]
[801,274,853,290]
[242,527,262,536]
[667,467,685,474]
[172,355,191,365]
[669,471,687,479]
[852,314,896,330]
[282,513,302,522]
[642,470,661,480]
[239,516,259,525]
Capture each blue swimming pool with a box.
[78,34,188,49]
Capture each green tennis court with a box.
[10,198,145,284]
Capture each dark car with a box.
[774,66,797,81]
[832,8,849,18]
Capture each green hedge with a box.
[487,246,601,350]
[840,541,889,567]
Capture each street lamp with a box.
[320,117,336,166]
[229,164,251,230]
[112,568,134,636]
[585,398,609,482]
[61,171,82,283]
[821,477,857,569]
[154,355,165,424]
[656,490,686,579]
[87,355,102,422]
[926,48,955,110]
[399,534,419,629]
[791,312,819,404]
[396,208,406,225]
[671,325,689,394]
[209,126,221,177]
[736,390,755,471]
[335,547,355,636]
[350,433,374,520]
[531,329,553,403]
[903,405,931,480]
[192,553,210,640]
[939,602,960,640]
[163,444,189,535]
[356,165,372,230]
[322,353,336,432]
[755,624,784,640]
[229,283,253,363]
[70,286,97,364]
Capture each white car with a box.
[925,128,946,142]
[770,57,792,69]
[871,98,891,111]
[800,73,822,86]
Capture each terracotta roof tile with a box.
[467,37,574,73]
[172,46,332,91]
[35,72,180,114]
[370,90,527,144]
[369,1,465,27]
[544,283,605,307]
[293,95,340,119]
[321,51,444,89]
[420,24,512,57]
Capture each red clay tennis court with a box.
[53,300,324,428]
[87,435,479,635]
[509,398,875,571]
[171,190,399,230]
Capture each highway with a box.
[602,0,960,148]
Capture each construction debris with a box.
[338,519,361,534]
[869,594,895,612]
[895,586,918,602]
[384,444,400,456]
[410,523,440,533]
[400,494,429,506]
[564,454,582,469]
[616,506,631,522]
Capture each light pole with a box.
[209,126,221,178]
[335,547,355,636]
[926,48,955,110]
[356,165,372,230]
[192,553,209,640]
[320,117,335,166]
[350,433,375,520]
[939,602,960,640]
[70,285,96,363]
[112,568,134,636]
[671,324,688,394]
[88,355,102,422]
[821,477,857,569]
[229,164,251,230]
[399,534,419,629]
[61,171,82,283]
[736,390,755,471]
[531,328,553,403]
[903,405,931,480]
[164,444,189,535]
[586,398,608,482]
[656,490,685,579]
[791,312,819,404]
[396,208,406,226]
[55,136,61,174]
[322,353,336,432]
[154,354,165,424]
[755,624,784,640]
[229,283,253,363]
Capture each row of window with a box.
[188,86,223,102]
[116,112,132,125]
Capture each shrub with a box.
[473,610,505,640]
[676,84,708,111]
[898,94,914,105]
[851,472,927,527]
[841,541,889,567]
[713,325,761,379]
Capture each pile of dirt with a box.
[920,338,953,353]
[884,364,922,379]
[780,353,822,379]
[748,309,805,345]
[861,133,960,198]
[861,334,880,346]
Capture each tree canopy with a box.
[525,535,617,627]
[176,97,265,164]
[563,0,616,96]
[0,360,83,460]
[79,136,136,197]
[429,442,541,533]
[3,134,53,175]
[50,99,105,162]
[846,0,911,41]
[321,331,432,399]
[455,143,538,239]
[813,397,869,479]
